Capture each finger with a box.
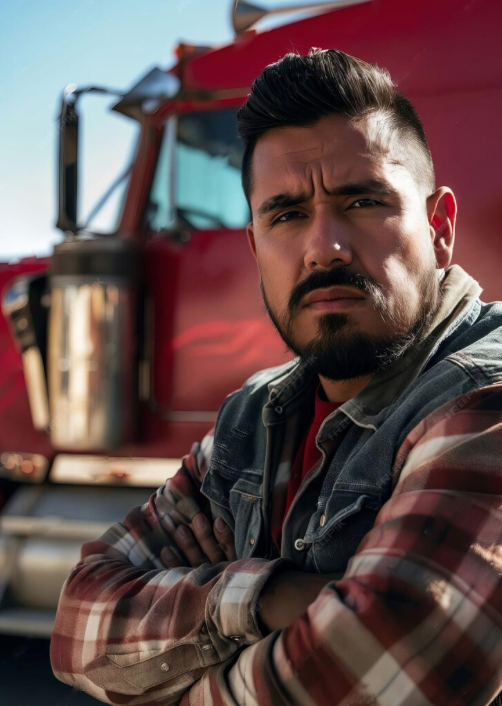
[191,513,227,565]
[161,516,204,567]
[213,517,237,561]
[160,545,182,568]
[174,523,206,567]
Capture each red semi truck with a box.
[0,0,501,636]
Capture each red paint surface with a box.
[145,234,289,416]
[0,260,53,458]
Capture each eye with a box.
[274,210,305,223]
[349,198,381,209]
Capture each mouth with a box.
[302,286,367,312]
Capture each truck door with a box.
[143,107,290,438]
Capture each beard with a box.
[261,266,442,382]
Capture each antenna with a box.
[232,0,371,34]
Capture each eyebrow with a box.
[256,179,396,218]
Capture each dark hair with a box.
[237,48,435,208]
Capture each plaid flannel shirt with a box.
[51,381,502,705]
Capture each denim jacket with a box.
[201,265,502,573]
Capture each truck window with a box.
[148,108,250,232]
[80,93,140,235]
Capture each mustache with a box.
[288,268,382,315]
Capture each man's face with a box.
[247,113,454,381]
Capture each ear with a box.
[426,187,456,270]
[246,221,257,261]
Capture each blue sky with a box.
[0,0,240,259]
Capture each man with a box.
[51,49,502,705]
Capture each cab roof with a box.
[182,0,500,98]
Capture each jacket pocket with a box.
[201,470,263,559]
[310,492,381,574]
[228,477,263,559]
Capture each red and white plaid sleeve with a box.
[185,383,502,706]
[50,431,292,705]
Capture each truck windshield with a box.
[147,108,250,232]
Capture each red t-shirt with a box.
[272,388,339,550]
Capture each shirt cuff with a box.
[206,557,294,656]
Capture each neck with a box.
[318,374,372,404]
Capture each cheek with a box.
[256,244,302,309]
[375,207,431,264]
[257,257,288,315]
[356,211,431,303]
[379,240,436,322]
[385,263,420,306]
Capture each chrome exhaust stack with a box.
[47,237,139,450]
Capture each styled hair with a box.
[237,48,435,207]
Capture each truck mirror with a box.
[55,70,180,236]
[56,86,79,235]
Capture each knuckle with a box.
[209,548,225,560]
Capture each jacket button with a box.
[274,405,283,414]
[294,538,305,551]
[160,663,170,672]
[319,514,326,527]
[249,537,255,546]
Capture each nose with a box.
[303,209,352,271]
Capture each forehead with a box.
[250,113,415,208]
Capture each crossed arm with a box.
[51,384,502,705]
[160,505,341,635]
[50,436,315,704]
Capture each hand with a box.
[160,513,237,568]
[257,570,343,633]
